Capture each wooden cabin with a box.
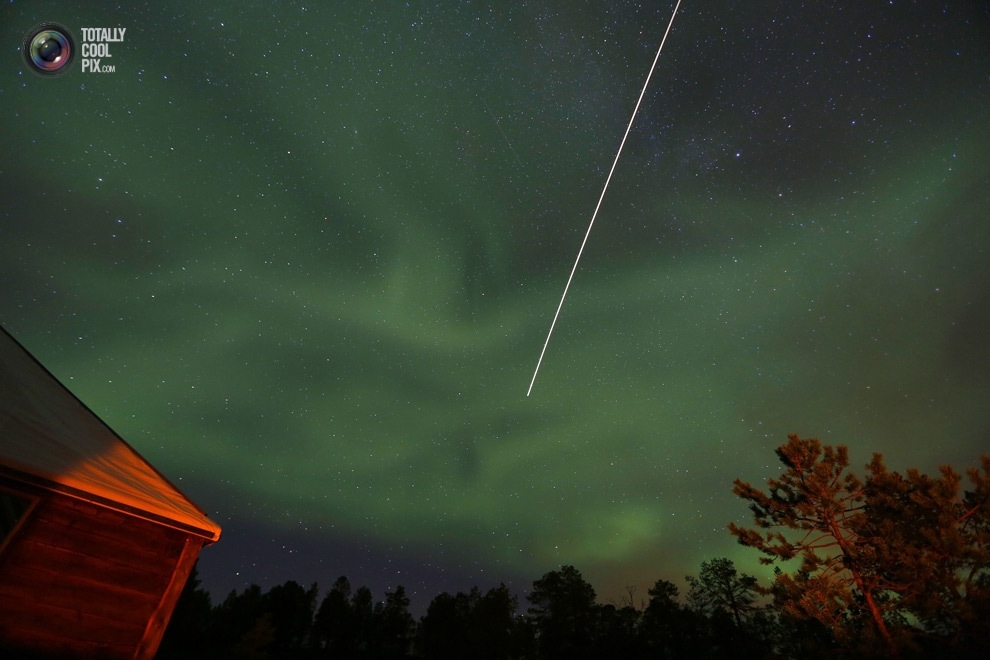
[0,327,221,659]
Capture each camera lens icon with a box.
[23,23,76,77]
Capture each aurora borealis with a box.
[1,1,988,609]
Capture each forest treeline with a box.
[158,435,989,660]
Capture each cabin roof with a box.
[0,327,221,542]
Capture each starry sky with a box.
[2,1,988,611]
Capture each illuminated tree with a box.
[863,454,990,654]
[730,434,990,658]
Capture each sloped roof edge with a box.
[0,326,221,543]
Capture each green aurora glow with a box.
[2,1,988,604]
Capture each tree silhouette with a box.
[418,584,519,660]
[210,584,267,656]
[263,580,318,653]
[371,585,415,659]
[639,579,686,657]
[471,584,520,659]
[313,575,354,654]
[351,585,376,655]
[686,557,759,628]
[593,602,643,658]
[418,590,470,660]
[527,565,598,660]
[231,612,275,660]
[685,557,770,659]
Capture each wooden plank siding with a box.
[0,486,192,659]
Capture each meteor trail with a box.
[527,0,683,397]
[483,99,526,171]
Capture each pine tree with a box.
[527,565,598,660]
[729,434,990,658]
[685,557,759,627]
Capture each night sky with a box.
[2,1,988,611]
